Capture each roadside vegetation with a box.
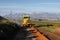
[30,20,60,36]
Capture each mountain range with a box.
[3,12,60,20]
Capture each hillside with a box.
[0,16,20,40]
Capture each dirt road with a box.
[15,25,48,40]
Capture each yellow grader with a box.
[22,14,48,40]
[22,14,31,26]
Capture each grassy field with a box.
[30,20,60,33]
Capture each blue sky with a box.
[0,0,60,16]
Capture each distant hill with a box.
[0,16,7,20]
